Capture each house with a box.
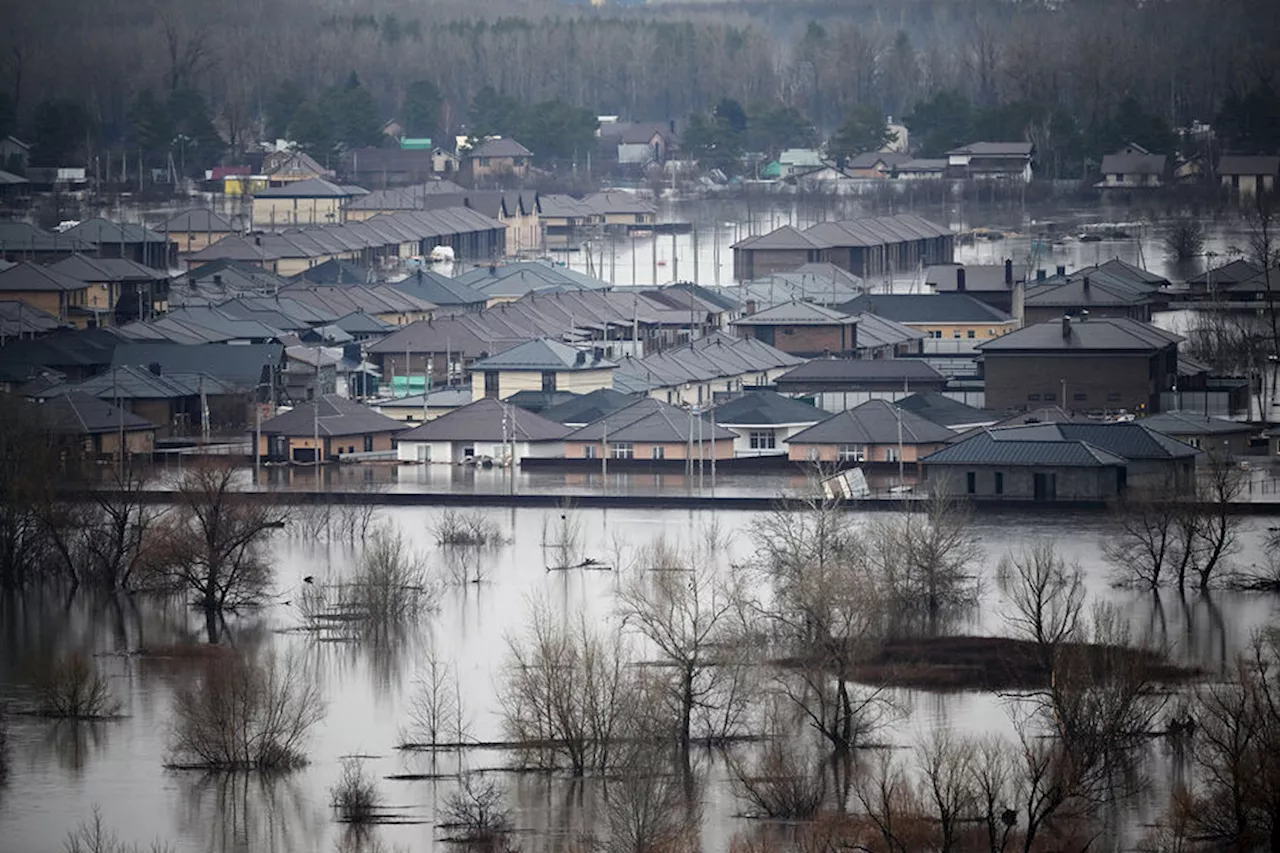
[582,192,657,228]
[1021,259,1167,324]
[34,364,237,437]
[772,358,949,411]
[730,301,860,357]
[1184,259,1262,301]
[59,219,175,268]
[838,293,1018,352]
[38,392,157,459]
[1097,144,1167,188]
[164,210,238,255]
[895,159,947,180]
[394,396,569,465]
[1218,154,1279,196]
[49,254,170,323]
[252,179,360,227]
[542,388,639,428]
[922,429,1129,502]
[262,150,333,185]
[469,337,616,402]
[1138,412,1256,459]
[464,138,532,184]
[844,151,912,178]
[0,222,97,264]
[925,261,1021,314]
[113,342,285,397]
[390,269,488,313]
[375,386,473,423]
[711,390,825,458]
[945,142,1034,183]
[895,392,999,431]
[977,316,1183,414]
[0,262,115,328]
[344,147,441,187]
[785,399,954,466]
[778,149,825,177]
[0,299,62,339]
[539,194,604,235]
[0,136,31,172]
[613,334,804,407]
[255,394,404,463]
[562,397,737,463]
[732,214,954,281]
[597,121,676,165]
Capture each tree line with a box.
[2,0,1279,180]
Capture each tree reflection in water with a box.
[178,770,325,853]
[40,720,110,774]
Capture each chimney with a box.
[148,362,162,376]
[744,299,756,315]
[1062,315,1071,339]
[575,350,586,366]
[956,267,966,292]
[1036,268,1046,282]
[1004,258,1013,287]
[1056,265,1066,277]
[1082,275,1091,296]
[213,274,222,285]
[488,264,496,276]
[669,119,676,134]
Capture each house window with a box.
[484,371,499,398]
[1044,393,1057,402]
[1028,393,1041,402]
[838,444,867,462]
[583,444,597,459]
[364,435,374,452]
[966,471,977,494]
[953,330,962,339]
[479,157,490,167]
[783,327,795,336]
[651,446,665,460]
[611,443,634,459]
[967,330,976,339]
[1107,392,1122,402]
[1187,436,1202,449]
[749,431,776,450]
[541,371,557,392]
[634,214,645,224]
[1073,392,1087,402]
[994,471,1004,495]
[885,446,900,463]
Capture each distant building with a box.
[562,396,737,463]
[731,214,954,281]
[463,138,532,184]
[945,142,1034,183]
[712,390,824,458]
[255,394,404,463]
[731,301,860,357]
[838,293,1017,353]
[773,358,949,410]
[468,338,616,402]
[925,261,1022,314]
[251,178,361,227]
[39,392,157,459]
[1097,144,1167,188]
[164,209,238,256]
[1218,154,1279,196]
[785,399,955,466]
[395,396,569,465]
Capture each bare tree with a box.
[852,750,922,853]
[999,539,1086,666]
[169,649,325,771]
[29,652,120,719]
[63,807,175,853]
[331,757,382,824]
[402,645,469,750]
[1106,486,1197,590]
[915,731,979,853]
[606,733,700,853]
[1164,218,1206,263]
[145,461,288,642]
[728,729,827,820]
[499,601,634,776]
[617,531,744,753]
[440,772,513,847]
[750,498,900,752]
[1189,450,1245,590]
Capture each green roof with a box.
[400,138,433,150]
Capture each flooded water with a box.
[2,503,1277,852]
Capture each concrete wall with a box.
[982,352,1167,413]
[927,464,1119,501]
[786,441,947,463]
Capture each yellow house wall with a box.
[6,291,64,318]
[905,320,1020,340]
[567,438,735,460]
[274,257,316,277]
[252,196,344,227]
[601,212,655,226]
[98,429,156,457]
[556,368,614,394]
[257,433,397,458]
[786,442,946,463]
[174,232,231,254]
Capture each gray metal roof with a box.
[1100,151,1166,176]
[541,388,638,425]
[775,358,947,385]
[991,422,1198,459]
[787,399,956,445]
[1138,412,1257,437]
[0,299,62,336]
[712,390,824,427]
[397,397,569,442]
[164,209,236,232]
[582,191,656,215]
[466,138,533,159]
[925,263,1013,292]
[112,342,282,389]
[61,218,167,245]
[39,392,156,435]
[0,261,94,292]
[390,269,488,306]
[40,365,233,400]
[50,255,168,283]
[1023,277,1153,308]
[839,293,1012,324]
[471,337,617,371]
[923,431,1126,467]
[259,395,404,437]
[732,301,855,326]
[947,142,1034,157]
[976,317,1182,353]
[896,392,996,428]
[1217,154,1280,176]
[376,387,473,410]
[732,224,829,251]
[254,178,356,198]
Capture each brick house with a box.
[731,301,860,357]
[977,316,1182,414]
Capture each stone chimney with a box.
[744,299,756,315]
[1083,275,1091,296]
[956,267,967,292]
[1062,315,1071,339]
[1056,265,1066,277]
[1004,258,1013,287]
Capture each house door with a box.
[1117,467,1127,495]
[1033,472,1057,501]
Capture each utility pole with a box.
[313,358,321,468]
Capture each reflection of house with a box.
[563,397,737,462]
[394,397,569,465]
[469,338,616,402]
[256,394,403,463]
[786,398,954,465]
[464,138,532,183]
[712,390,824,458]
[945,142,1034,183]
[1218,154,1279,197]
[39,392,156,458]
[1097,144,1166,188]
[977,316,1182,414]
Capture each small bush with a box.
[441,772,512,843]
[431,510,507,548]
[1164,218,1206,263]
[729,737,827,819]
[331,757,382,824]
[169,650,325,771]
[30,653,120,719]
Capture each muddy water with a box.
[1,505,1277,852]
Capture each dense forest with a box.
[1,0,1278,177]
